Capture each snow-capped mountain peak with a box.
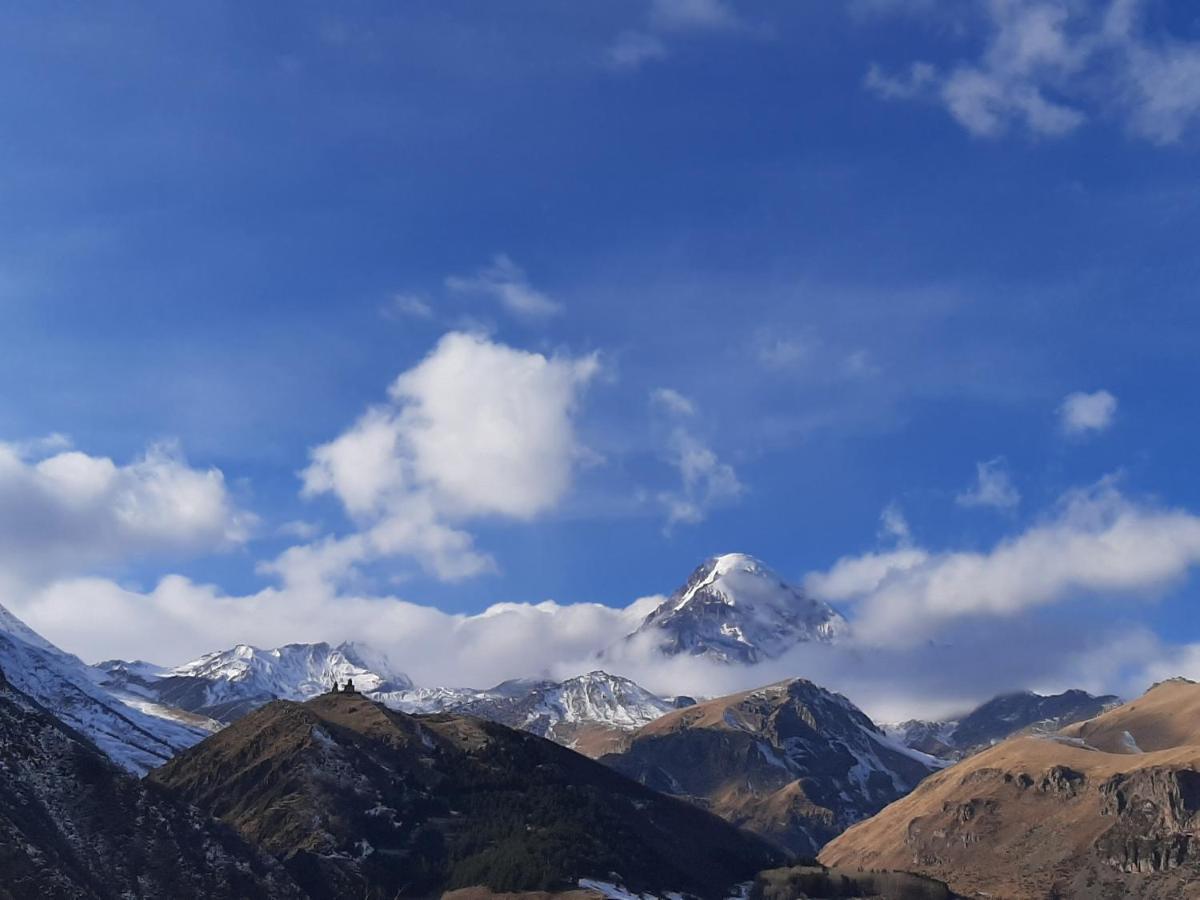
[626,553,847,664]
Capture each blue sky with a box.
[3,1,1200,712]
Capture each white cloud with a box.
[1060,388,1118,435]
[292,332,599,582]
[383,293,434,320]
[864,61,938,100]
[445,254,561,320]
[862,0,1200,143]
[649,0,740,32]
[658,428,743,529]
[808,478,1200,645]
[755,334,813,369]
[0,440,252,584]
[607,31,668,70]
[648,390,742,530]
[878,501,914,545]
[956,457,1021,509]
[12,573,656,689]
[650,387,696,417]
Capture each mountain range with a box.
[889,688,1123,761]
[821,678,1200,900]
[0,550,1168,897]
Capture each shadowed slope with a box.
[150,690,785,898]
[0,665,301,900]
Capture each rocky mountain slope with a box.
[0,663,302,899]
[150,690,785,898]
[889,688,1121,760]
[448,670,675,757]
[0,601,212,773]
[601,678,941,856]
[623,553,846,664]
[820,678,1200,899]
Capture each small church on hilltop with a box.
[330,678,357,694]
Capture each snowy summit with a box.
[626,553,847,664]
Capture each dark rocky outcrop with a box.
[1096,767,1200,873]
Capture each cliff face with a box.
[820,680,1200,900]
[1096,767,1200,874]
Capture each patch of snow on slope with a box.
[0,602,210,773]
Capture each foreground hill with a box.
[150,690,785,898]
[0,664,301,899]
[820,678,1200,899]
[601,678,940,855]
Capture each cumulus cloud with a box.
[862,0,1200,143]
[290,332,599,582]
[956,457,1021,509]
[808,478,1200,645]
[1060,388,1118,435]
[445,254,561,320]
[0,439,252,585]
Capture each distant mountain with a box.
[0,601,212,774]
[0,662,302,899]
[624,553,847,664]
[821,679,1200,900]
[449,670,674,757]
[601,678,942,856]
[150,690,786,898]
[124,639,677,758]
[136,641,415,722]
[888,688,1122,760]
